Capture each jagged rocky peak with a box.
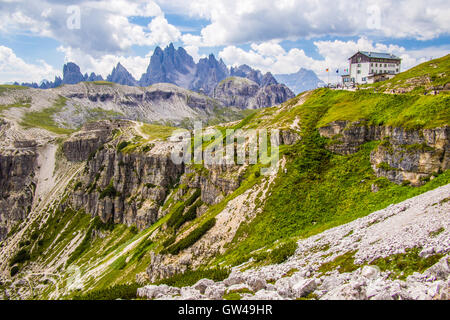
[261,72,278,86]
[107,62,138,86]
[87,72,103,82]
[62,62,85,85]
[139,43,196,87]
[190,54,230,95]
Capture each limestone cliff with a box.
[319,121,449,186]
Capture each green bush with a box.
[130,237,153,262]
[269,240,298,264]
[92,216,115,231]
[74,181,82,191]
[129,226,138,234]
[167,218,216,255]
[116,141,130,152]
[184,189,201,207]
[172,199,203,230]
[9,249,30,266]
[10,266,20,277]
[166,202,186,228]
[72,283,140,300]
[99,180,118,200]
[162,235,176,248]
[19,240,31,247]
[157,267,230,287]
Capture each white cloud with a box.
[219,38,449,82]
[184,45,206,63]
[163,0,450,46]
[0,46,60,83]
[0,0,181,56]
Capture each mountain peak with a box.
[107,62,137,86]
[62,62,84,85]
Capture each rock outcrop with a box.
[0,147,37,239]
[213,77,295,109]
[66,125,185,229]
[319,121,449,185]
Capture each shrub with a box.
[9,249,30,266]
[173,199,202,230]
[74,181,82,191]
[129,226,138,234]
[162,235,176,248]
[166,202,185,228]
[72,283,140,300]
[19,240,31,247]
[10,266,20,277]
[269,240,297,264]
[157,267,230,287]
[184,189,201,207]
[167,218,216,255]
[92,216,115,231]
[116,141,130,152]
[130,237,153,262]
[66,226,93,265]
[99,180,118,200]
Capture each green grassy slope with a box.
[20,96,75,135]
[246,88,449,130]
[362,54,449,93]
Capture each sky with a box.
[0,0,449,84]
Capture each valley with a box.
[0,55,449,300]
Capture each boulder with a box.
[193,279,215,294]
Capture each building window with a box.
[362,77,366,81]
[357,63,361,67]
[357,70,361,74]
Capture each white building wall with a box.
[350,60,401,84]
[350,62,370,84]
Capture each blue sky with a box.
[0,0,449,83]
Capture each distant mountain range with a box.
[275,68,325,94]
[15,43,323,100]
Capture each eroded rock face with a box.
[319,121,449,185]
[0,148,37,239]
[63,120,129,162]
[68,145,184,229]
[213,77,295,110]
[182,164,243,206]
